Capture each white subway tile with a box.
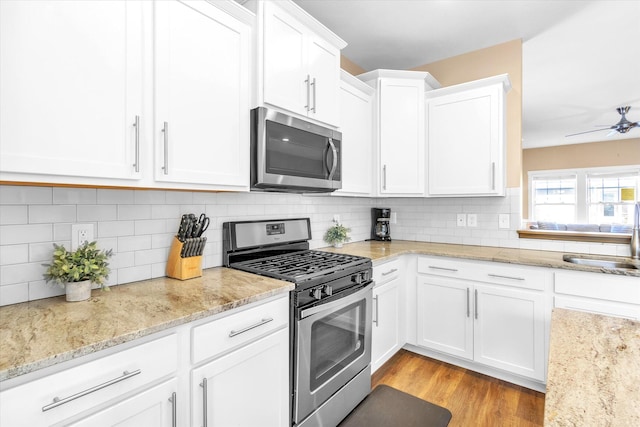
[53,224,73,241]
[29,205,76,224]
[166,191,193,205]
[53,188,97,205]
[151,205,181,219]
[0,186,52,205]
[152,233,175,249]
[96,237,117,252]
[135,219,166,235]
[118,265,152,284]
[1,261,47,285]
[0,283,29,306]
[29,280,65,301]
[135,190,166,205]
[118,205,151,220]
[0,224,52,245]
[151,262,167,278]
[192,192,219,205]
[110,251,135,269]
[77,205,117,222]
[135,248,168,265]
[0,206,28,225]
[29,242,56,262]
[98,189,135,205]
[98,221,134,238]
[118,235,151,252]
[0,244,29,265]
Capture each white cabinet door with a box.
[426,76,509,197]
[154,0,250,189]
[372,277,401,371]
[379,78,425,195]
[474,285,545,381]
[0,0,144,181]
[416,277,474,361]
[191,328,289,427]
[68,379,177,427]
[335,73,373,196]
[260,1,343,126]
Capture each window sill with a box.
[517,229,631,244]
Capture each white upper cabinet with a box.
[359,70,440,197]
[425,74,511,197]
[0,0,145,183]
[251,0,346,127]
[334,71,374,197]
[154,0,251,190]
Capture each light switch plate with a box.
[456,213,466,227]
[467,214,477,227]
[498,214,510,229]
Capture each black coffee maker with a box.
[371,208,392,241]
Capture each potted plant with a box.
[43,241,113,302]
[323,220,351,248]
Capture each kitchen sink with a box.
[562,254,639,270]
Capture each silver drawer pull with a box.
[200,377,208,427]
[42,369,141,412]
[428,266,458,273]
[169,392,177,427]
[229,318,273,338]
[488,273,525,281]
[381,268,398,276]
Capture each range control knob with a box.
[311,287,323,300]
[352,274,362,285]
[323,285,333,296]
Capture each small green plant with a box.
[43,241,113,289]
[323,220,351,246]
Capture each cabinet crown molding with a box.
[425,73,512,98]
[357,69,441,90]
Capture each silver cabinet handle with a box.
[428,265,458,273]
[383,165,387,190]
[466,288,470,318]
[488,273,525,281]
[229,317,273,338]
[373,295,379,326]
[491,162,496,190]
[327,138,338,180]
[305,75,311,112]
[474,289,478,320]
[169,392,177,427]
[42,369,141,412]
[381,268,398,276]
[311,77,316,113]
[200,378,208,427]
[133,115,140,172]
[162,121,169,175]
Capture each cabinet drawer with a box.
[417,256,468,278]
[192,295,289,364]
[0,334,178,426]
[555,270,640,304]
[477,263,548,291]
[373,258,401,283]
[554,295,639,320]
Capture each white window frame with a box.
[528,165,640,224]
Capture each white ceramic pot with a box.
[65,280,92,302]
[333,242,343,248]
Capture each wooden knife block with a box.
[166,237,203,280]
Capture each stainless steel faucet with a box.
[632,202,640,259]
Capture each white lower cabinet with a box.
[191,328,289,427]
[68,378,178,427]
[416,256,547,383]
[371,259,404,372]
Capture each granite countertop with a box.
[544,308,640,426]
[323,240,640,277]
[0,268,293,382]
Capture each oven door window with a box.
[265,120,340,180]
[309,299,366,391]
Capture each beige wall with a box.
[340,55,366,76]
[411,39,523,189]
[522,138,640,215]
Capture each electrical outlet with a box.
[467,214,478,227]
[333,214,341,223]
[72,224,94,250]
[498,214,510,229]
[390,212,397,224]
[456,213,466,227]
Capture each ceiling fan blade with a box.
[565,127,614,137]
[606,129,619,137]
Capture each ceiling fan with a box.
[566,106,640,137]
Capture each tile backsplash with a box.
[0,185,630,306]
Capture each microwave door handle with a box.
[327,138,338,180]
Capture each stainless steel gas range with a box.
[223,218,373,427]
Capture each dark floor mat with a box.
[338,384,452,427]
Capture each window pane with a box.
[587,173,638,225]
[531,176,577,223]
[534,204,575,223]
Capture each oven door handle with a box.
[299,282,372,320]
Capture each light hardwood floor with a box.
[371,350,545,427]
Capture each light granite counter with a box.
[0,267,293,381]
[323,240,640,277]
[544,308,640,426]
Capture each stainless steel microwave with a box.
[251,107,342,193]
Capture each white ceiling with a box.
[293,0,640,149]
